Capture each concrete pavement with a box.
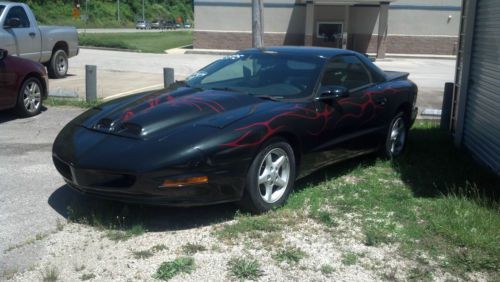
[50,49,221,100]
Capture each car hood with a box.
[76,87,265,140]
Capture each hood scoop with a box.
[93,118,143,138]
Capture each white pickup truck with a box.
[0,2,78,78]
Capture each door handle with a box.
[29,32,36,37]
[375,97,387,105]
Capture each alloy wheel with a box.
[23,81,42,113]
[257,148,290,203]
[389,117,406,156]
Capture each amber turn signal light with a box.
[161,176,208,188]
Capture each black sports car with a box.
[52,47,418,213]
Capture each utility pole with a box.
[117,0,120,23]
[85,0,88,34]
[252,0,264,48]
[142,0,145,21]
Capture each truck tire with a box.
[47,49,68,79]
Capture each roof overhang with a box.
[302,0,396,5]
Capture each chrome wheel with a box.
[23,81,42,113]
[56,53,67,75]
[257,148,290,203]
[389,117,406,156]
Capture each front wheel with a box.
[47,49,68,79]
[238,139,296,213]
[381,112,408,159]
[16,77,43,117]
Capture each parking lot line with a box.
[104,84,164,100]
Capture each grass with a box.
[132,249,154,259]
[45,97,102,109]
[79,273,96,281]
[132,244,168,259]
[320,264,335,275]
[79,31,193,53]
[227,257,263,281]
[41,266,59,282]
[181,243,207,255]
[215,122,500,279]
[153,257,195,281]
[341,252,359,266]
[273,247,307,264]
[66,199,146,241]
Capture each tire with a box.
[238,139,296,213]
[16,77,43,117]
[380,112,408,159]
[47,49,68,79]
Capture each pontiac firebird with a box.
[52,47,417,213]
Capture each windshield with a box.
[186,52,325,98]
[0,5,5,17]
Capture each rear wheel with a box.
[238,139,296,213]
[16,77,43,117]
[47,49,68,79]
[381,112,408,158]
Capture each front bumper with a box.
[53,155,244,206]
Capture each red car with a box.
[0,49,48,116]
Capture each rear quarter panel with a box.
[39,26,79,62]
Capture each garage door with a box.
[462,0,500,173]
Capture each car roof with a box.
[241,46,357,59]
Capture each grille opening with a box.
[74,169,136,188]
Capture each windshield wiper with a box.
[210,86,245,93]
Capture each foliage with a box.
[19,0,193,28]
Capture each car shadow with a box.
[48,185,239,232]
[0,106,48,124]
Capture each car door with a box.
[317,55,387,153]
[3,6,41,61]
[0,56,18,110]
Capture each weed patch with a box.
[181,243,207,255]
[153,257,195,281]
[227,257,263,281]
[273,247,307,264]
[41,266,59,282]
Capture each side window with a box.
[5,7,30,28]
[320,55,372,91]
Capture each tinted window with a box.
[186,53,325,98]
[320,55,372,91]
[5,6,30,28]
[0,6,5,17]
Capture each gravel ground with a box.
[5,206,471,282]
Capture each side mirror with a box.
[316,86,349,101]
[0,49,7,61]
[4,18,21,29]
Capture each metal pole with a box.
[441,82,454,130]
[85,65,97,102]
[163,68,174,89]
[252,0,264,48]
[142,0,145,21]
[85,0,88,34]
[117,0,120,23]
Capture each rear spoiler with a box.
[384,70,409,81]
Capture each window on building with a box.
[317,22,343,41]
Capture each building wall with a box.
[387,0,461,54]
[194,0,305,49]
[193,0,462,55]
[349,6,380,53]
